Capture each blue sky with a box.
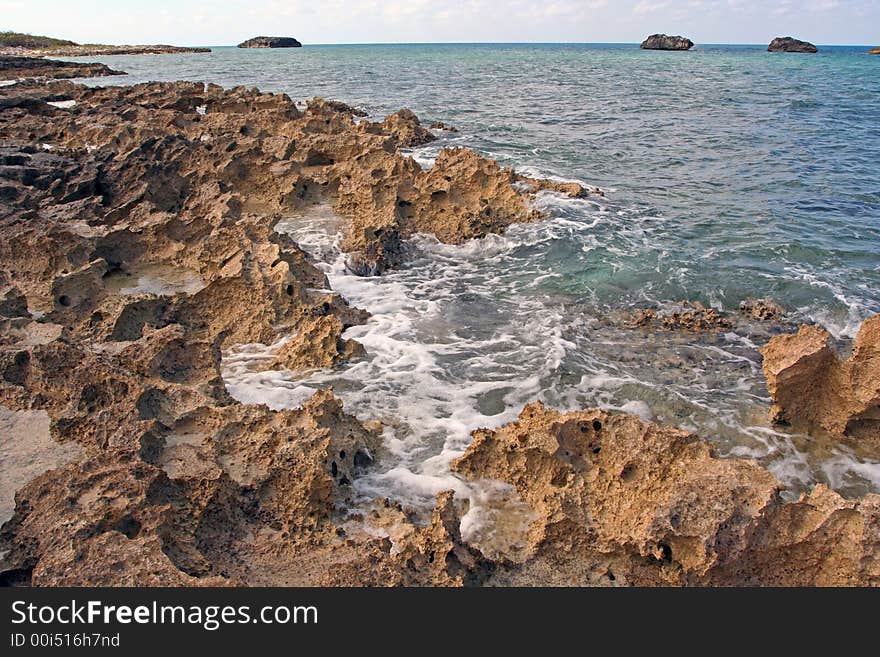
[2,0,878,46]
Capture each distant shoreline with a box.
[128,41,877,49]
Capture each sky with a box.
[1,0,878,46]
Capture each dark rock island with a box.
[237,36,302,48]
[869,47,880,55]
[640,34,694,51]
[768,37,818,53]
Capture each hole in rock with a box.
[0,566,33,587]
[353,450,372,469]
[112,514,142,539]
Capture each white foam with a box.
[218,191,879,548]
[515,164,603,194]
[221,208,584,550]
[47,99,76,109]
[618,400,653,421]
[459,479,537,560]
[820,449,880,495]
[784,263,874,339]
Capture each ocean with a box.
[66,43,880,510]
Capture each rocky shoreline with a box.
[0,78,877,586]
[0,55,125,81]
[0,44,210,57]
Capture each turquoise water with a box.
[72,44,880,334]
[69,44,880,505]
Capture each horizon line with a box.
[190,40,877,48]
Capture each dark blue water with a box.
[69,44,880,504]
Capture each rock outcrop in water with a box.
[869,47,880,55]
[640,34,694,51]
[768,37,818,53]
[0,55,125,81]
[237,37,302,48]
[761,314,880,448]
[740,297,785,322]
[625,298,787,332]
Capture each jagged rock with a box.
[4,75,875,588]
[761,314,880,447]
[0,55,125,81]
[269,315,365,372]
[314,98,367,117]
[640,34,694,51]
[740,297,785,321]
[404,147,538,242]
[660,301,732,331]
[768,37,818,53]
[429,121,458,132]
[452,402,880,585]
[237,37,302,49]
[380,109,436,148]
[0,368,382,584]
[387,491,491,585]
[335,145,554,272]
[0,286,28,318]
[870,47,880,55]
[517,174,592,198]
[2,80,568,278]
[625,301,732,332]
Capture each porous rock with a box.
[761,314,880,447]
[452,402,880,586]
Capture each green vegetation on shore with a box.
[0,31,78,48]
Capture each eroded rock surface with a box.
[0,78,570,586]
[452,403,880,586]
[626,301,733,332]
[2,77,877,587]
[626,298,787,332]
[0,55,125,81]
[740,297,785,322]
[761,315,880,448]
